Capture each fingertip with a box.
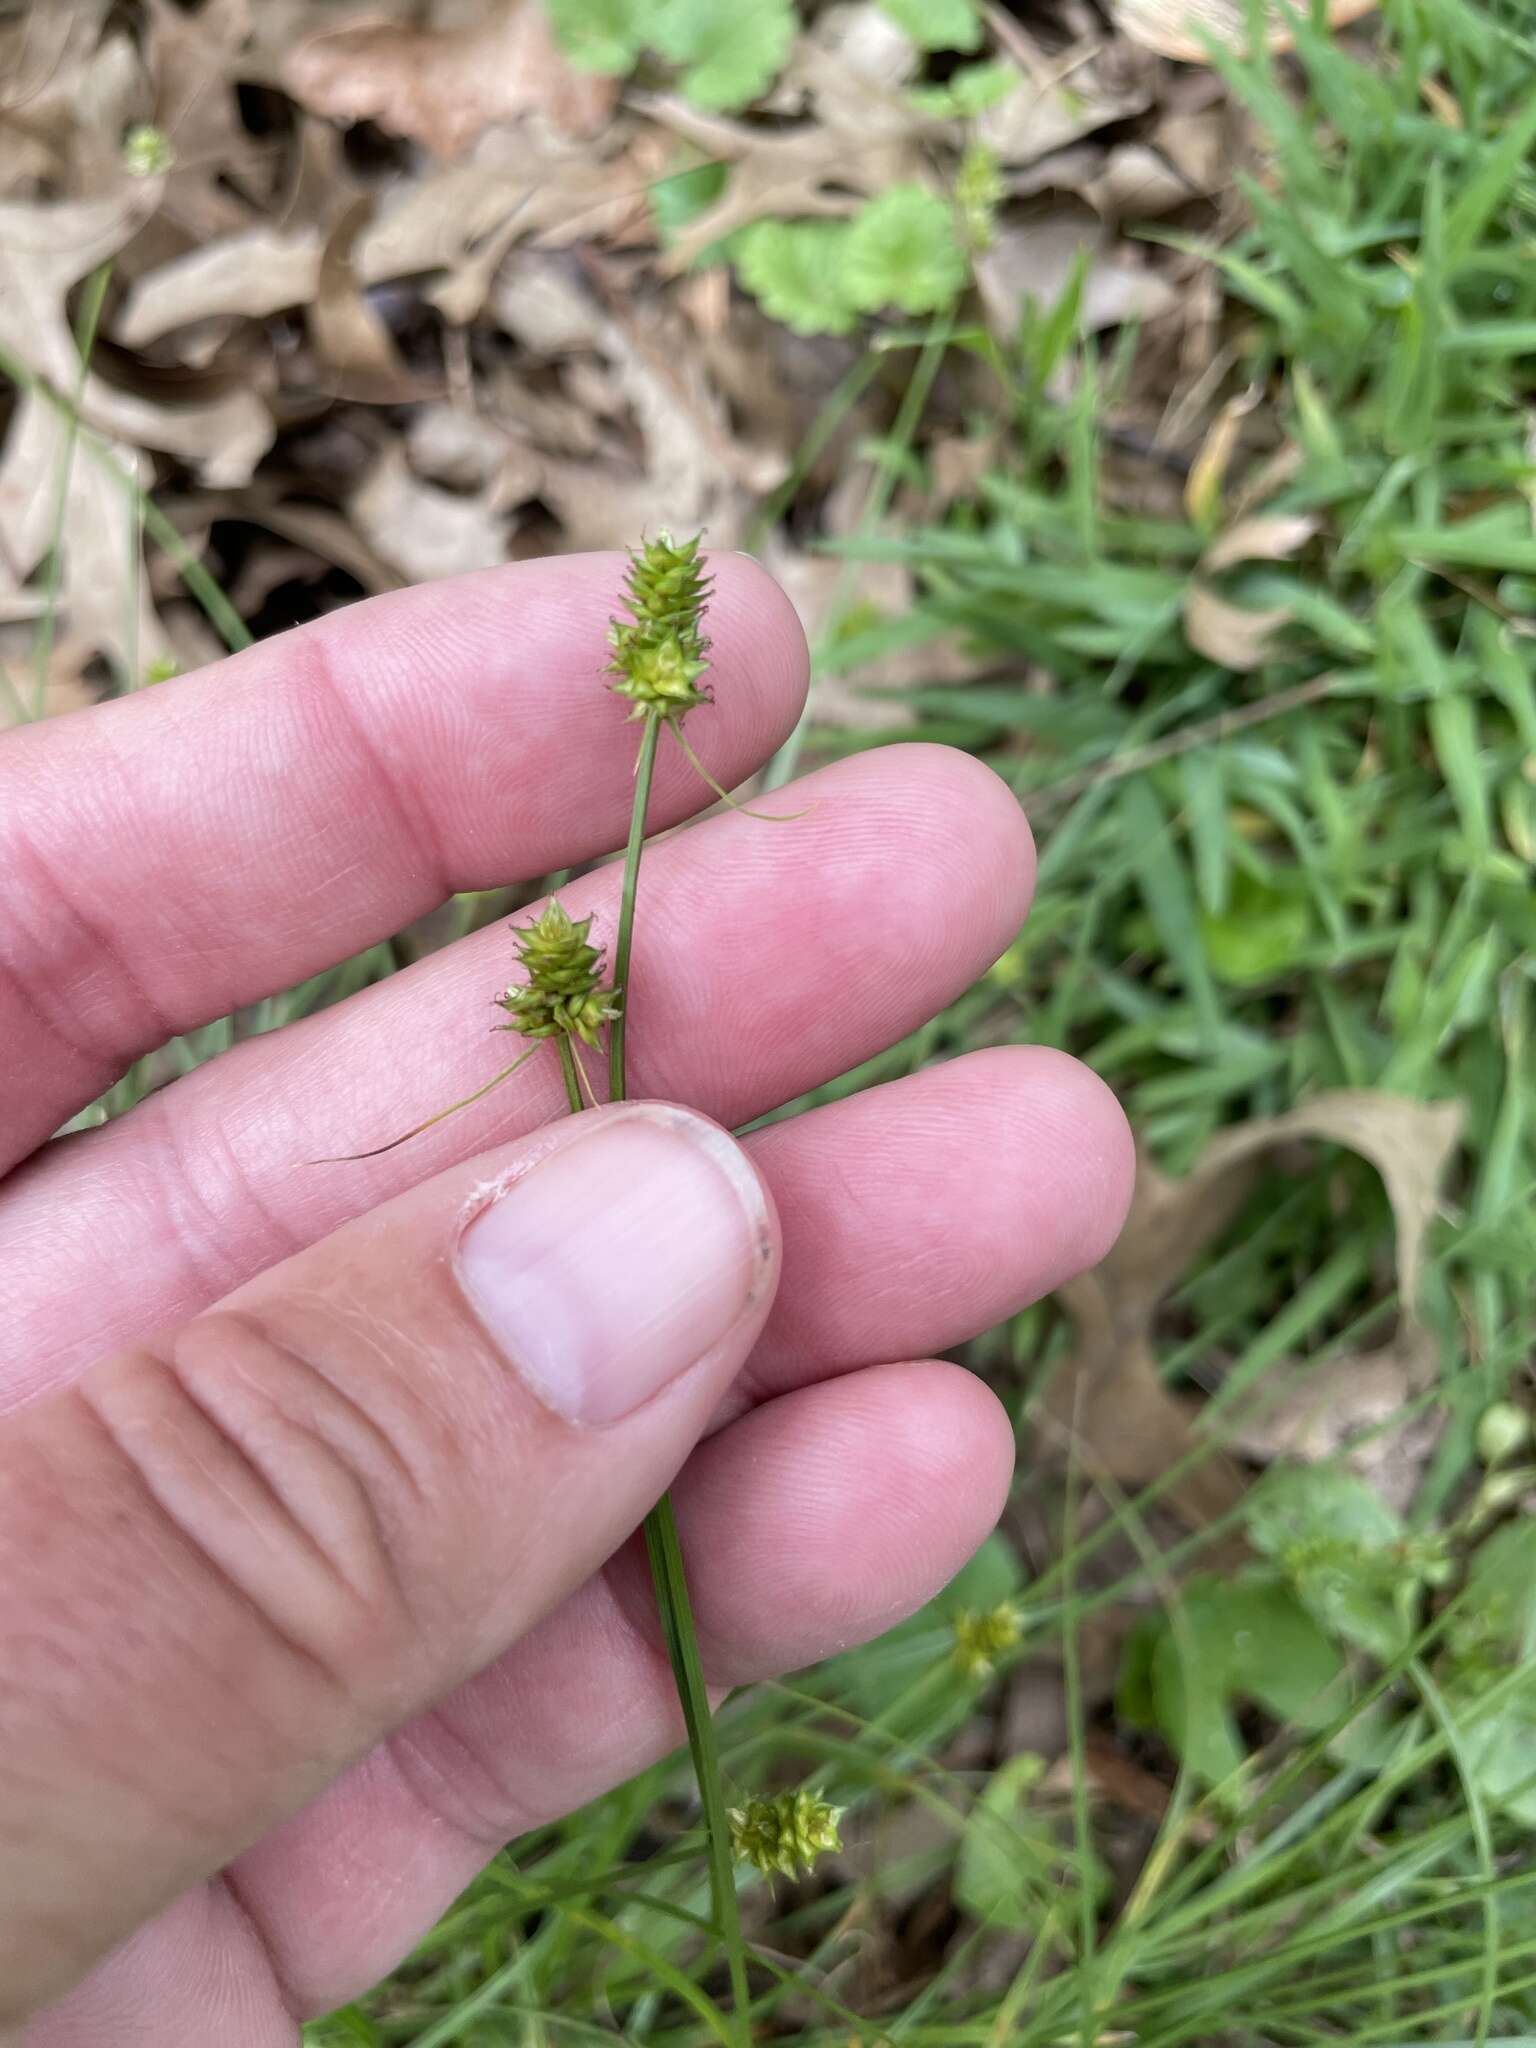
[705,547,811,737]
[869,1359,1017,1558]
[859,743,1037,951]
[680,1360,1017,1677]
[968,1044,1134,1274]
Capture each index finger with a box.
[0,552,807,1171]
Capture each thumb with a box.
[0,1102,777,2022]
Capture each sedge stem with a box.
[606,705,751,2040]
[555,1036,584,1116]
[644,1495,753,2035]
[608,709,661,1104]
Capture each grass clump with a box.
[33,0,1536,2040]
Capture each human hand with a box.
[0,553,1133,2042]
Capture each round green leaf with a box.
[844,186,967,316]
[736,220,859,336]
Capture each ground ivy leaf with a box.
[543,0,646,73]
[877,0,982,53]
[652,0,796,111]
[955,1753,1108,1931]
[1151,1574,1347,1786]
[1447,1519,1536,1670]
[910,59,1018,118]
[1245,1464,1412,1662]
[736,220,859,336]
[1200,874,1314,984]
[844,186,967,315]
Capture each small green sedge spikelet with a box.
[123,123,175,177]
[607,531,712,723]
[729,1789,844,1880]
[956,140,1004,252]
[952,1600,1024,1680]
[497,901,620,1050]
[1477,1401,1530,1468]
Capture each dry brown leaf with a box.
[116,227,322,347]
[0,635,97,729]
[979,26,1154,165]
[1114,0,1379,63]
[0,8,151,202]
[1184,386,1259,525]
[785,3,921,142]
[639,96,921,273]
[491,247,606,355]
[181,489,405,598]
[1225,1348,1441,1512]
[0,4,110,138]
[1202,510,1319,575]
[311,196,418,395]
[0,189,179,677]
[1204,1092,1463,1319]
[1045,1091,1462,1528]
[976,199,1178,340]
[283,0,614,154]
[120,131,640,353]
[140,0,270,236]
[1083,143,1204,220]
[1183,585,1291,670]
[349,443,510,584]
[81,380,271,489]
[1184,505,1317,669]
[1154,107,1232,193]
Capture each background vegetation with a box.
[4,0,1536,2040]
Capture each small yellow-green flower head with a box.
[1477,1401,1530,1469]
[729,1789,844,1881]
[607,531,712,723]
[952,1600,1024,1680]
[956,140,1004,252]
[498,901,620,1049]
[123,123,175,177]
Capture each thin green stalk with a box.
[600,704,751,2039]
[643,1496,753,2035]
[762,311,952,793]
[555,1036,585,1117]
[31,261,111,715]
[608,710,661,1105]
[0,340,251,654]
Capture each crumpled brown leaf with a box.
[311,196,421,396]
[1113,0,1378,62]
[1183,503,1318,671]
[0,190,181,678]
[0,629,101,727]
[975,198,1179,340]
[982,15,1155,164]
[116,130,645,350]
[349,442,511,584]
[283,0,615,155]
[639,96,924,273]
[1045,1091,1463,1529]
[140,0,269,235]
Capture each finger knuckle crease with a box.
[86,1312,424,1713]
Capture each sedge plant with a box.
[325,534,828,2034]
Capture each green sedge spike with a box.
[497,900,621,1050]
[729,1789,845,1881]
[606,531,713,723]
[952,1599,1024,1680]
[318,901,618,1163]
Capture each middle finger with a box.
[2,745,1034,1396]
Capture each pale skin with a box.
[0,552,1135,2042]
